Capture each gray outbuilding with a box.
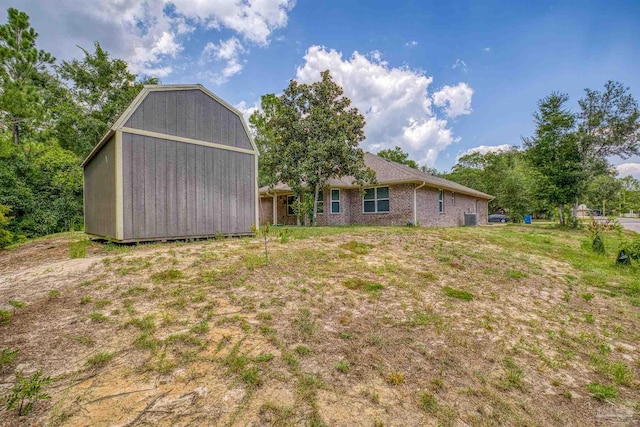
[81,84,259,242]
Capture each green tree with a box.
[251,71,374,226]
[585,174,623,216]
[54,42,157,157]
[377,146,418,169]
[0,8,54,145]
[618,175,640,214]
[577,81,640,176]
[0,203,12,248]
[523,93,585,225]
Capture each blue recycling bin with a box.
[524,215,532,224]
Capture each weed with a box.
[582,293,595,302]
[133,333,161,353]
[48,290,61,298]
[407,309,443,328]
[241,366,262,389]
[366,334,384,346]
[255,353,274,362]
[165,333,202,347]
[442,286,473,301]
[386,372,405,385]
[343,277,384,293]
[121,286,148,297]
[126,315,156,332]
[499,357,525,390]
[335,361,350,373]
[339,332,352,339]
[259,402,296,424]
[89,312,108,322]
[80,296,92,305]
[506,270,528,280]
[295,345,311,356]
[190,320,210,334]
[69,240,87,259]
[9,300,25,309]
[123,299,135,315]
[420,391,438,412]
[360,388,380,404]
[151,268,183,283]
[0,310,12,324]
[583,313,595,323]
[222,343,251,374]
[294,308,317,337]
[70,335,94,346]
[5,370,53,416]
[0,348,18,371]
[93,299,111,309]
[339,241,375,255]
[587,382,618,400]
[86,351,115,367]
[283,352,299,368]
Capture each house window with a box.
[287,195,296,215]
[331,189,340,214]
[363,186,390,213]
[451,192,456,205]
[317,190,324,214]
[438,189,444,213]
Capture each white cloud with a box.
[29,0,295,79]
[483,47,491,52]
[405,40,418,47]
[203,37,246,83]
[451,59,468,72]
[432,83,474,118]
[457,144,514,160]
[616,163,640,179]
[235,100,261,123]
[294,45,473,166]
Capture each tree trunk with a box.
[312,183,320,226]
[602,199,605,217]
[558,203,565,226]
[12,120,19,145]
[296,194,302,227]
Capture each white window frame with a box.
[438,189,444,213]
[330,189,340,214]
[286,195,296,216]
[362,186,390,214]
[317,189,324,214]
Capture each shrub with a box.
[0,204,14,248]
[0,348,18,371]
[442,286,473,301]
[5,370,53,416]
[587,382,618,400]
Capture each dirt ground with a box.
[0,227,638,426]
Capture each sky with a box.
[3,0,640,178]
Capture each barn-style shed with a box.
[81,84,259,242]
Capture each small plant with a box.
[0,309,13,324]
[343,277,384,293]
[190,320,210,334]
[69,240,88,259]
[93,299,112,309]
[294,345,311,356]
[335,361,350,374]
[89,312,108,322]
[48,290,61,299]
[9,300,25,310]
[126,315,156,332]
[442,286,473,301]
[151,268,183,283]
[0,348,18,371]
[420,391,438,412]
[581,293,594,302]
[587,382,618,400]
[586,218,606,255]
[386,371,405,385]
[339,240,375,255]
[294,308,317,337]
[241,366,262,389]
[251,222,271,263]
[583,313,595,324]
[86,351,115,367]
[5,370,53,416]
[121,286,148,297]
[80,296,92,305]
[500,357,525,390]
[506,269,528,280]
[255,353,274,362]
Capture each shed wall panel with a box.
[121,133,256,240]
[125,89,253,150]
[84,136,116,238]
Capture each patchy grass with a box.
[1,225,639,426]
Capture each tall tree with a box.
[377,146,418,169]
[54,42,157,157]
[0,8,54,144]
[585,174,623,216]
[523,93,585,225]
[577,81,640,176]
[251,71,374,226]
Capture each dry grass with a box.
[0,225,639,426]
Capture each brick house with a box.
[259,153,493,227]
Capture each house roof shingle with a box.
[260,152,494,200]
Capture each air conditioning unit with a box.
[464,212,478,226]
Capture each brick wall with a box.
[259,196,273,226]
[346,184,414,226]
[416,187,488,226]
[316,188,352,226]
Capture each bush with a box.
[5,370,53,416]
[0,204,13,248]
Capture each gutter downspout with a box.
[414,182,426,225]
